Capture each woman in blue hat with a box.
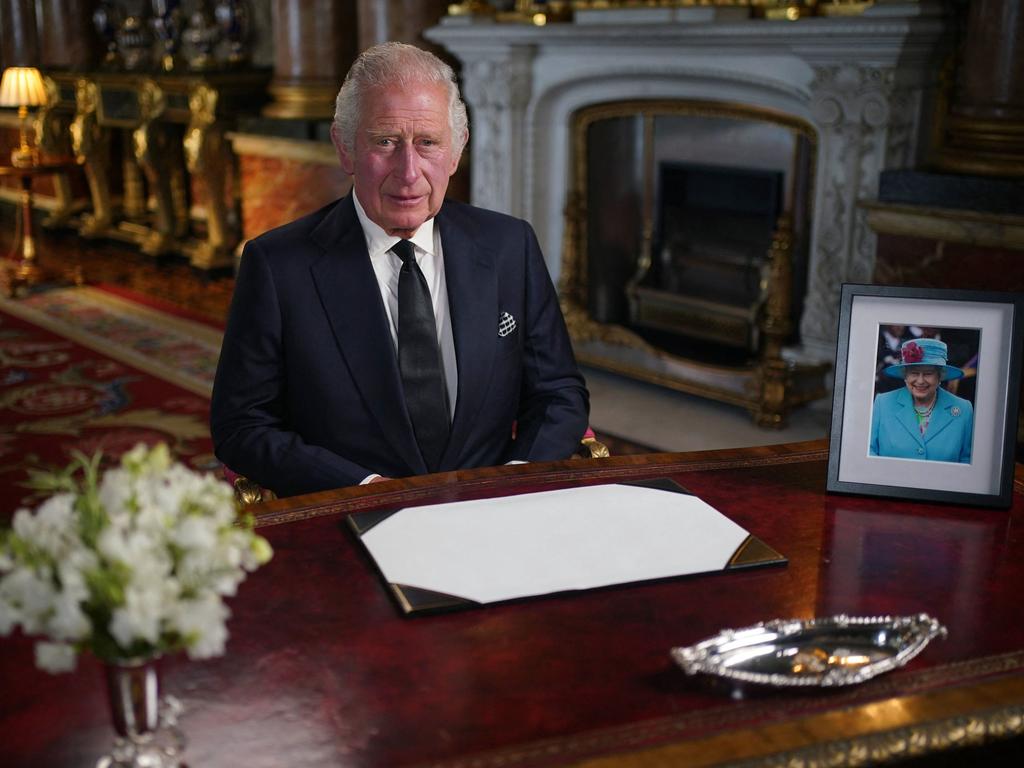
[869,337,974,463]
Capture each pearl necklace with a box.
[913,399,936,417]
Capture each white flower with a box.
[0,442,272,673]
[57,549,99,599]
[122,441,171,475]
[173,515,219,553]
[109,576,178,648]
[169,592,229,660]
[97,468,134,524]
[35,641,77,673]
[177,548,243,597]
[12,495,77,561]
[0,567,57,634]
[48,589,90,642]
[249,536,273,569]
[98,527,171,583]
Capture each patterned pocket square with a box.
[498,312,517,337]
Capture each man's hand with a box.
[368,475,392,484]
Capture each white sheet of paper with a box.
[360,484,751,604]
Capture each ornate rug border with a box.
[0,286,221,398]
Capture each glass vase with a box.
[97,657,186,768]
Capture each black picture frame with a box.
[827,284,1024,509]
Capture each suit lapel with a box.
[437,209,498,469]
[924,389,955,444]
[309,197,426,474]
[893,388,926,447]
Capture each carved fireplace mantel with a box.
[427,3,949,420]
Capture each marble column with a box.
[0,0,38,66]
[799,64,924,357]
[35,0,101,70]
[458,45,533,217]
[934,0,1024,176]
[264,0,359,119]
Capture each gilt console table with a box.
[44,69,270,271]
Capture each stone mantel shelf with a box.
[427,2,950,363]
[437,13,944,61]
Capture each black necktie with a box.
[393,239,449,472]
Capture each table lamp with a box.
[0,66,47,168]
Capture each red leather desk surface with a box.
[3,441,1024,767]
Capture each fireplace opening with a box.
[630,161,784,362]
[576,102,814,369]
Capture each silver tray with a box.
[671,613,947,688]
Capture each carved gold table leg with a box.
[184,83,235,270]
[42,172,74,229]
[35,79,75,228]
[71,79,113,238]
[122,141,148,222]
[170,155,189,240]
[133,79,177,257]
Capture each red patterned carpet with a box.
[0,285,221,520]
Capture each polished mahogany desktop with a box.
[2,441,1024,767]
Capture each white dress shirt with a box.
[352,192,459,413]
[352,192,460,483]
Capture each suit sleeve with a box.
[508,221,590,461]
[210,240,375,496]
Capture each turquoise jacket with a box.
[869,386,974,463]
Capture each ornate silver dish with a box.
[671,613,947,688]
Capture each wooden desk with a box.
[3,441,1024,767]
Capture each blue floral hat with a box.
[883,338,964,381]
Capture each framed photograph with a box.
[827,284,1024,508]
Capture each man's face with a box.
[334,82,462,239]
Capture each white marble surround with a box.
[426,2,948,362]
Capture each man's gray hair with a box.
[333,42,469,155]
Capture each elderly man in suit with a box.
[211,42,589,497]
[869,338,973,463]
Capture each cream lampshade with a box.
[0,66,47,167]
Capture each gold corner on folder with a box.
[726,535,786,569]
[390,583,416,615]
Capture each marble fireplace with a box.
[428,3,949,424]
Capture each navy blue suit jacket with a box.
[210,196,590,497]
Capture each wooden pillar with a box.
[264,0,359,119]
[35,0,102,71]
[934,0,1024,176]
[0,0,38,66]
[356,0,450,52]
